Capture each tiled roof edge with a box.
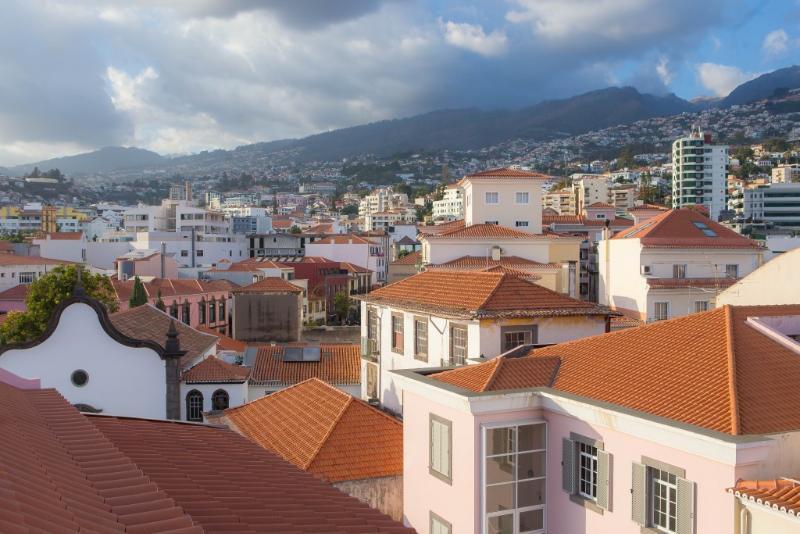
[723,305,741,436]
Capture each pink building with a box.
[112,278,238,333]
[395,305,800,534]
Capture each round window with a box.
[71,369,89,387]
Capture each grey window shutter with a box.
[676,477,696,534]
[562,438,575,494]
[597,450,611,511]
[631,462,647,525]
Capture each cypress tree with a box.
[128,276,147,308]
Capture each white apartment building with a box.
[0,254,72,291]
[772,164,800,183]
[672,127,728,220]
[431,185,464,221]
[572,174,610,212]
[358,187,409,217]
[357,269,611,414]
[463,168,547,232]
[305,234,386,284]
[599,208,764,321]
[742,182,800,230]
[363,208,416,232]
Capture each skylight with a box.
[692,221,717,237]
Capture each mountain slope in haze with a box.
[9,146,165,176]
[721,65,800,107]
[291,86,696,161]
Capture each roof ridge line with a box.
[723,305,741,435]
[547,356,562,387]
[305,393,353,470]
[480,272,510,309]
[481,357,506,392]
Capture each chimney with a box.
[163,320,187,420]
[160,241,166,278]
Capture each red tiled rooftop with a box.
[586,202,615,209]
[219,378,402,483]
[196,325,247,352]
[311,234,372,245]
[0,284,28,301]
[613,208,763,249]
[112,278,237,302]
[182,356,250,383]
[464,167,550,179]
[430,255,561,270]
[431,305,800,436]
[249,344,361,386]
[391,250,422,266]
[729,478,800,516]
[422,223,567,240]
[359,270,607,319]
[233,277,304,294]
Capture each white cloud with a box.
[696,63,755,97]
[440,20,507,57]
[762,28,789,56]
[656,55,672,85]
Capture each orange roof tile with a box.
[233,277,303,294]
[417,219,466,236]
[196,325,247,352]
[464,167,550,179]
[586,202,615,209]
[430,304,800,436]
[422,223,565,240]
[249,344,360,386]
[0,254,72,266]
[613,208,763,249]
[629,203,669,211]
[430,255,560,270]
[543,215,633,227]
[729,478,800,516]
[182,356,250,383]
[0,284,28,301]
[218,378,402,483]
[434,356,560,392]
[647,277,739,289]
[112,277,237,302]
[391,250,422,266]
[359,270,607,319]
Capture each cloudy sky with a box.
[1,0,798,165]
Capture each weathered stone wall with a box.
[232,293,301,342]
[334,475,403,521]
[302,326,360,344]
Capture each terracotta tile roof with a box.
[249,344,360,386]
[340,261,372,274]
[0,254,72,266]
[543,215,633,227]
[612,208,763,249]
[312,234,372,245]
[0,384,200,533]
[609,315,645,330]
[647,277,739,289]
[586,202,615,209]
[359,270,608,319]
[422,223,564,240]
[417,219,465,236]
[729,478,800,516]
[272,219,293,229]
[629,203,669,211]
[391,250,422,266]
[218,378,402,483]
[182,356,250,383]
[110,305,217,367]
[89,413,413,533]
[41,231,83,240]
[233,277,304,294]
[464,167,550,179]
[430,304,800,436]
[112,277,237,302]
[196,325,247,352]
[430,255,561,270]
[434,356,561,392]
[395,235,417,245]
[0,284,28,301]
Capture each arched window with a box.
[198,299,206,324]
[182,301,191,324]
[209,297,217,323]
[186,390,204,422]
[218,300,226,322]
[212,389,229,411]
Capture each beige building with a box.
[772,164,800,183]
[599,208,765,321]
[573,174,610,213]
[717,247,800,306]
[730,479,800,534]
[543,188,577,215]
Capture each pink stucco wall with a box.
[402,387,783,534]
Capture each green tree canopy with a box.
[340,204,358,216]
[0,265,118,345]
[128,276,148,308]
[332,291,351,324]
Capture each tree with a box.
[289,225,301,234]
[154,290,166,312]
[128,276,148,308]
[340,204,358,216]
[332,291,351,324]
[616,146,636,169]
[0,266,118,345]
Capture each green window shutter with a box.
[676,477,696,534]
[631,462,647,525]
[597,450,611,511]
[562,438,575,494]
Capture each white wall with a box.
[463,178,544,233]
[86,240,135,269]
[424,239,554,265]
[0,302,166,418]
[35,237,86,263]
[306,241,381,283]
[718,248,800,306]
[180,381,248,421]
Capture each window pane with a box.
[487,427,515,455]
[485,484,515,514]
[519,509,544,532]
[517,451,546,480]
[518,424,545,451]
[518,478,546,507]
[486,455,515,484]
[487,513,513,534]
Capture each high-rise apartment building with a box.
[671,127,728,220]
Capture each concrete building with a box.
[742,182,800,230]
[599,209,764,321]
[306,234,386,284]
[717,247,800,306]
[432,185,464,221]
[671,127,728,220]
[33,231,87,263]
[231,277,304,342]
[772,164,800,183]
[573,175,610,213]
[395,304,800,534]
[542,189,577,215]
[462,168,548,232]
[0,253,72,291]
[356,269,612,414]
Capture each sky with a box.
[0,0,798,166]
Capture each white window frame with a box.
[485,192,499,204]
[18,272,36,284]
[651,468,678,533]
[515,221,530,228]
[481,419,547,534]
[577,441,598,501]
[693,300,709,313]
[654,302,669,321]
[725,264,739,278]
[515,192,530,204]
[672,264,686,279]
